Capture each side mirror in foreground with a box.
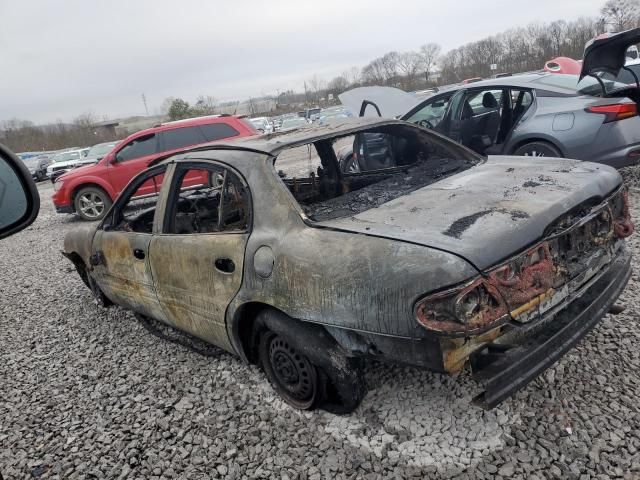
[0,143,40,240]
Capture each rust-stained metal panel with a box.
[150,233,248,352]
[91,230,168,322]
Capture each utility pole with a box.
[141,94,149,116]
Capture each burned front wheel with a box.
[259,331,319,410]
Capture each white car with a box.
[45,147,98,181]
[249,117,273,134]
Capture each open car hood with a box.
[318,157,621,271]
[339,86,422,119]
[580,27,640,80]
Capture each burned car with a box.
[63,118,633,412]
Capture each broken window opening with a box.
[167,166,249,235]
[274,125,479,222]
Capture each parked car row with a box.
[250,106,354,134]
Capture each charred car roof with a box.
[156,117,429,163]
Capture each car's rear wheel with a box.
[259,331,319,410]
[74,186,112,221]
[513,141,563,158]
[254,309,366,413]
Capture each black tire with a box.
[259,331,319,410]
[512,141,563,158]
[255,309,366,413]
[74,186,112,221]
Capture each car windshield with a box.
[87,142,117,157]
[52,151,80,162]
[533,73,629,96]
[281,118,308,129]
[22,157,39,167]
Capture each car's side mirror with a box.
[0,143,40,240]
[108,153,118,164]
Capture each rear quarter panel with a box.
[220,154,478,339]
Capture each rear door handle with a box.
[215,258,235,273]
[133,248,146,260]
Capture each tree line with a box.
[2,0,638,151]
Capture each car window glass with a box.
[112,171,164,233]
[465,90,502,115]
[168,166,249,234]
[161,126,206,151]
[199,123,240,141]
[405,96,452,128]
[117,134,157,162]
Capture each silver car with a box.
[340,28,640,170]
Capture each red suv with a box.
[52,115,257,220]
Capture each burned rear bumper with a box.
[471,247,632,409]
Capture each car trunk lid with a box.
[317,156,621,271]
[581,27,640,80]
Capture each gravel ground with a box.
[1,172,640,480]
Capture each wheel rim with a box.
[268,334,317,406]
[523,150,545,157]
[78,192,105,219]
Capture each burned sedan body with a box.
[63,118,633,412]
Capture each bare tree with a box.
[418,43,442,84]
[327,75,349,95]
[307,75,327,102]
[342,67,361,86]
[601,0,640,31]
[397,51,422,90]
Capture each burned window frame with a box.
[161,160,253,236]
[101,164,168,234]
[271,123,482,223]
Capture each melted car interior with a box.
[275,124,479,221]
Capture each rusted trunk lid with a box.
[318,157,621,270]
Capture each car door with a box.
[108,133,160,197]
[149,161,251,352]
[90,165,170,322]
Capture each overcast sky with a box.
[1,0,604,124]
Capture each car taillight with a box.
[415,278,509,336]
[586,103,638,123]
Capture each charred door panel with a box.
[149,233,248,352]
[91,230,167,321]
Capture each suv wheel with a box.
[74,186,112,221]
[513,141,562,158]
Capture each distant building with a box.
[92,120,119,137]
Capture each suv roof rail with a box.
[155,114,235,128]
